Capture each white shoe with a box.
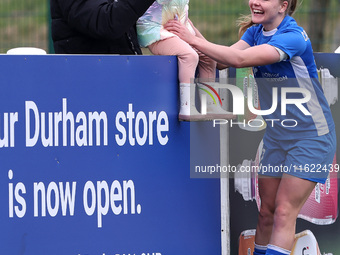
[179,83,220,121]
[178,83,202,121]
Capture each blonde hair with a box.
[237,0,298,38]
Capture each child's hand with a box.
[164,19,195,45]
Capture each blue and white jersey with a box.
[241,15,334,140]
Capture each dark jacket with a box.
[50,0,154,54]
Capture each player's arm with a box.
[165,19,281,68]
[216,40,252,70]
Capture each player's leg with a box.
[265,130,336,254]
[253,176,280,255]
[266,175,316,254]
[254,134,285,255]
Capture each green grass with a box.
[188,0,340,52]
[0,0,48,53]
[0,0,338,53]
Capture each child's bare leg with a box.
[195,50,232,116]
[197,50,217,79]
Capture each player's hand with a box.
[164,19,195,45]
[188,19,204,39]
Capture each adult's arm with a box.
[55,0,155,40]
[216,40,251,70]
[164,19,280,68]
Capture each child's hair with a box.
[237,0,298,38]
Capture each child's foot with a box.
[179,113,215,121]
[179,112,232,121]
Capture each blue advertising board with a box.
[0,55,221,255]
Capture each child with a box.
[137,0,232,121]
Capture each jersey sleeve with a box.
[240,26,256,46]
[267,30,307,60]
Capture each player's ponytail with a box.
[286,0,298,16]
[237,14,254,39]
